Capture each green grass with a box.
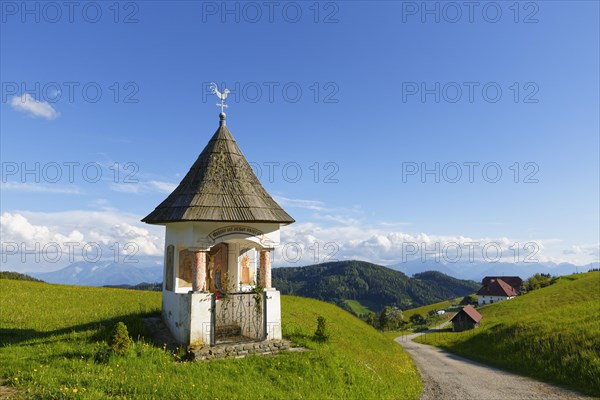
[343,299,374,315]
[0,280,422,399]
[401,296,461,322]
[380,297,462,339]
[381,330,413,341]
[415,272,600,396]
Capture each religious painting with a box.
[241,254,250,284]
[208,243,228,292]
[178,249,193,287]
[165,245,174,291]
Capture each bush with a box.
[314,316,330,342]
[409,313,425,326]
[93,342,111,364]
[379,306,404,331]
[109,321,132,356]
[460,295,477,305]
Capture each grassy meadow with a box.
[342,299,375,315]
[0,280,422,399]
[415,272,600,396]
[400,296,462,322]
[380,296,463,340]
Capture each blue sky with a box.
[1,1,598,272]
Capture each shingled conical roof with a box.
[142,114,294,224]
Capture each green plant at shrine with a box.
[251,283,264,315]
[109,322,133,356]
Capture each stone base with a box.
[190,339,291,361]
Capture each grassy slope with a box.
[343,299,374,315]
[401,296,462,322]
[0,280,421,399]
[415,272,600,396]
[380,297,463,340]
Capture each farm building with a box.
[477,276,521,306]
[482,276,522,294]
[450,305,482,332]
[142,105,294,348]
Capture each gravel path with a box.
[395,324,594,400]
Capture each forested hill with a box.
[273,260,480,313]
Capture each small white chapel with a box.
[142,92,294,348]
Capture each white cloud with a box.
[1,202,597,274]
[1,210,164,270]
[275,215,599,268]
[149,180,177,193]
[273,196,325,211]
[10,93,59,120]
[0,182,80,194]
[109,180,177,195]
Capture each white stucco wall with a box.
[189,292,213,346]
[265,289,282,340]
[162,291,213,346]
[162,290,191,345]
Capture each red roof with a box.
[482,276,522,292]
[477,278,519,297]
[451,305,482,323]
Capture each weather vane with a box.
[209,82,230,113]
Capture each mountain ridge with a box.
[273,260,480,313]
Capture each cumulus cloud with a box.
[0,210,164,269]
[10,93,59,120]
[275,217,598,268]
[1,205,596,273]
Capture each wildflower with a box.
[73,388,78,393]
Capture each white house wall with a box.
[478,295,515,305]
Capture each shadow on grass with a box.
[0,311,159,347]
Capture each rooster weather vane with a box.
[210,82,230,113]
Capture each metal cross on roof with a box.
[209,82,230,113]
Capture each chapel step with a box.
[216,324,242,338]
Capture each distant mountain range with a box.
[21,258,598,292]
[388,260,600,282]
[273,260,480,313]
[31,260,162,286]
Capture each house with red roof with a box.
[450,305,482,332]
[477,276,521,306]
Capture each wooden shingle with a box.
[142,120,294,224]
